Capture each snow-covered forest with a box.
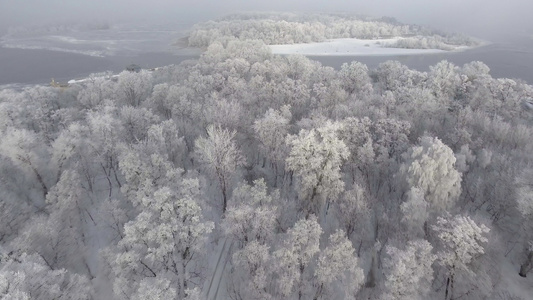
[1,17,533,300]
[189,13,478,50]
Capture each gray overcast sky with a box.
[0,0,531,38]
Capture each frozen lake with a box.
[0,47,198,86]
[1,22,532,86]
[0,21,199,86]
[312,35,533,84]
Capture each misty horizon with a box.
[1,0,533,40]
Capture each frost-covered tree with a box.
[51,122,84,183]
[487,78,521,118]
[2,86,70,143]
[229,241,272,300]
[0,184,32,243]
[50,121,107,193]
[117,70,153,107]
[372,118,411,164]
[432,214,490,300]
[339,61,373,95]
[382,239,436,300]
[461,61,491,82]
[118,120,186,207]
[401,136,462,216]
[395,86,439,131]
[516,167,533,277]
[222,179,279,246]
[131,278,177,300]
[0,127,50,197]
[428,60,460,100]
[195,124,246,213]
[273,215,322,299]
[401,187,429,238]
[107,178,214,299]
[338,117,374,181]
[77,72,116,108]
[144,83,172,119]
[207,98,246,132]
[13,170,91,274]
[144,120,187,167]
[334,183,371,252]
[253,105,291,178]
[119,147,181,207]
[349,118,410,200]
[165,85,203,147]
[286,121,349,217]
[314,230,364,299]
[0,250,93,300]
[98,198,129,242]
[119,106,160,143]
[85,103,124,195]
[374,60,417,92]
[183,287,203,300]
[311,77,349,119]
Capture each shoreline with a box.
[269,37,485,57]
[0,46,199,86]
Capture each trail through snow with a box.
[205,238,234,300]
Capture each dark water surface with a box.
[312,36,533,84]
[0,47,199,85]
[1,35,532,86]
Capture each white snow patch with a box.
[495,257,533,299]
[48,35,118,46]
[0,42,107,57]
[269,38,467,56]
[67,74,119,84]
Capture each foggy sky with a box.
[1,0,531,39]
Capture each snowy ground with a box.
[270,38,470,56]
[498,259,533,299]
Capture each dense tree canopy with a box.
[0,15,532,300]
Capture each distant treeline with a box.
[189,12,479,50]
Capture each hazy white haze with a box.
[2,0,532,38]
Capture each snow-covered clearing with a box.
[269,38,469,56]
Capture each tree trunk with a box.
[222,180,227,214]
[100,163,113,197]
[450,274,454,300]
[365,248,378,288]
[179,261,187,299]
[445,268,455,300]
[32,167,48,197]
[519,250,533,277]
[273,163,278,188]
[309,185,318,216]
[313,283,323,300]
[445,277,450,300]
[289,171,293,186]
[298,263,305,300]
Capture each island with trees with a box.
[189,13,480,54]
